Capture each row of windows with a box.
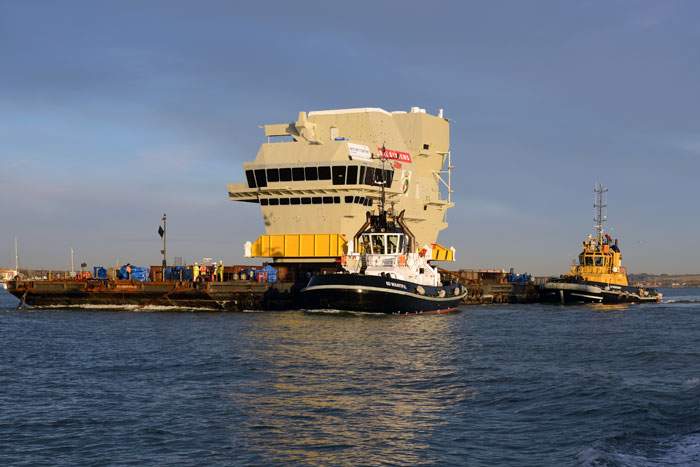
[246,165,394,189]
[259,196,374,207]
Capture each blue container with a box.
[93,266,107,280]
[263,265,277,283]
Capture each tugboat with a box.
[542,184,662,304]
[301,150,467,314]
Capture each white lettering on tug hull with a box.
[386,281,407,289]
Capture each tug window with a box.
[312,197,322,205]
[346,165,358,184]
[585,256,593,266]
[371,235,385,254]
[280,198,290,205]
[387,235,399,254]
[292,167,305,181]
[290,198,301,205]
[322,196,333,204]
[279,168,292,182]
[301,197,311,205]
[305,166,318,181]
[332,166,346,185]
[594,256,604,266]
[254,169,267,188]
[318,166,331,180]
[364,167,375,185]
[245,170,257,188]
[266,168,280,183]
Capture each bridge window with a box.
[318,166,331,180]
[280,198,290,205]
[305,166,318,181]
[359,166,366,185]
[260,199,269,206]
[346,165,358,184]
[595,256,604,266]
[292,167,305,181]
[254,169,267,188]
[269,198,279,206]
[334,196,340,203]
[312,197,322,205]
[245,170,256,188]
[279,168,292,182]
[332,166,346,185]
[345,196,353,203]
[364,167,375,185]
[290,198,300,205]
[301,197,311,205]
[266,168,280,182]
[322,196,333,204]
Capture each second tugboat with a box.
[302,149,467,314]
[542,184,662,304]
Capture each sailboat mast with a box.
[14,237,19,272]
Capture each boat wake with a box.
[24,304,221,312]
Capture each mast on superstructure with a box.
[14,237,19,273]
[593,183,608,244]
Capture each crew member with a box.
[217,261,224,282]
[193,262,200,282]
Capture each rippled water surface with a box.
[1,288,699,466]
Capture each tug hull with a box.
[302,274,466,314]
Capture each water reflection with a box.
[229,312,473,465]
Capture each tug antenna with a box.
[593,183,608,240]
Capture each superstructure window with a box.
[254,169,267,187]
[345,196,354,203]
[333,196,340,203]
[312,197,322,205]
[384,170,394,188]
[359,166,366,185]
[260,199,269,206]
[346,165,358,184]
[267,168,280,183]
[305,166,318,181]
[245,170,256,188]
[269,198,279,206]
[318,166,331,180]
[290,198,300,205]
[332,166,346,185]
[292,167,305,181]
[364,167,375,186]
[280,198,290,205]
[279,168,292,182]
[301,198,311,205]
[322,196,333,204]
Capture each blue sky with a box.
[1,1,698,274]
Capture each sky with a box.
[1,0,699,275]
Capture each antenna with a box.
[593,183,608,240]
[70,247,75,277]
[14,237,19,272]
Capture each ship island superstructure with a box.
[227,107,456,264]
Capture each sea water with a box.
[1,288,698,466]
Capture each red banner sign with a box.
[379,147,412,163]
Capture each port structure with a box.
[228,107,457,262]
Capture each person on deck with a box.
[217,261,224,282]
[193,262,200,282]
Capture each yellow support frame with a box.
[250,234,347,258]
